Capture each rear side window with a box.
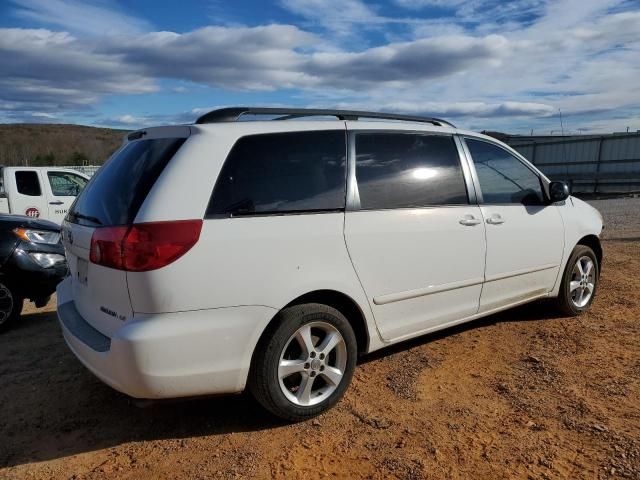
[16,170,42,197]
[466,138,544,205]
[355,133,467,210]
[15,171,41,196]
[68,138,185,226]
[207,131,346,217]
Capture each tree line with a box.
[0,124,127,167]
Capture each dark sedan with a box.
[0,214,67,331]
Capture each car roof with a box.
[193,107,455,127]
[185,119,495,142]
[126,106,505,146]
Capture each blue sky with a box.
[0,0,639,133]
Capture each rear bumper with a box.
[56,277,276,399]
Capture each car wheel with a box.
[249,303,357,422]
[0,281,23,332]
[556,245,599,316]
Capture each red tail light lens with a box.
[89,225,129,270]
[90,220,202,272]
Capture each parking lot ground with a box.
[1,198,639,479]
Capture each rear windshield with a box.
[67,138,185,226]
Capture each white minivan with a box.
[0,166,89,224]
[57,108,603,420]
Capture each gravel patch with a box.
[585,196,640,240]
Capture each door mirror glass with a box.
[548,181,570,202]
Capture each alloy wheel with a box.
[278,321,347,406]
[570,255,596,308]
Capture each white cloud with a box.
[395,0,548,33]
[393,0,467,8]
[277,0,434,38]
[1,0,639,132]
[103,25,317,90]
[115,114,147,125]
[322,100,555,121]
[304,34,510,87]
[95,26,509,91]
[0,28,156,113]
[10,0,151,35]
[31,112,56,118]
[382,0,640,131]
[278,0,380,34]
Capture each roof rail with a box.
[194,107,455,128]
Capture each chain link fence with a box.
[67,165,100,177]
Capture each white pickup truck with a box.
[0,167,90,224]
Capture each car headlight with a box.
[14,228,61,245]
[28,253,66,268]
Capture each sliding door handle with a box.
[459,215,482,226]
[486,214,505,225]
[49,201,64,205]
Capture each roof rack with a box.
[194,107,455,128]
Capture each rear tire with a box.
[556,245,599,316]
[0,281,23,333]
[248,303,357,422]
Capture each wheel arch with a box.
[253,290,371,360]
[576,234,602,272]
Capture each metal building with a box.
[504,132,640,194]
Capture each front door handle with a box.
[49,201,64,205]
[459,215,482,226]
[486,214,505,225]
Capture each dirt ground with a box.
[1,198,639,479]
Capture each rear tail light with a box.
[90,220,202,271]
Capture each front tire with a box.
[248,303,357,422]
[0,281,23,332]
[556,245,599,316]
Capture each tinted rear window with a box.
[207,131,346,217]
[68,138,185,226]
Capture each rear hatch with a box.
[62,127,189,337]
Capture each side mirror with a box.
[548,181,570,203]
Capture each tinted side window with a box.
[208,131,346,216]
[466,138,544,205]
[15,171,41,196]
[355,133,467,209]
[68,138,185,226]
